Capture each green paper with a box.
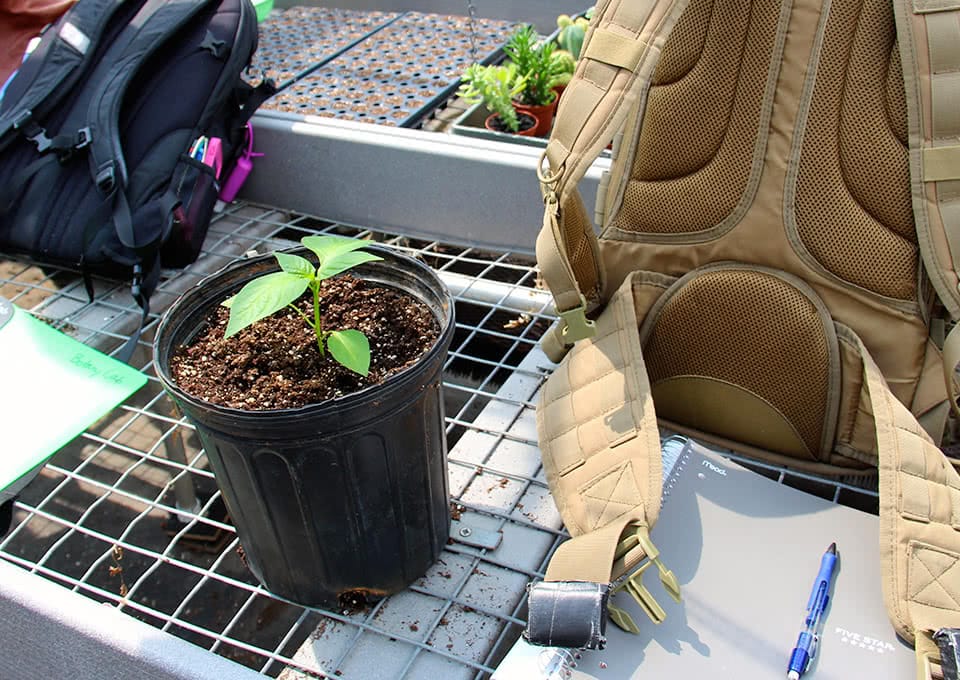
[0,298,147,491]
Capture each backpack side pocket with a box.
[160,154,219,268]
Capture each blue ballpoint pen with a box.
[787,542,839,680]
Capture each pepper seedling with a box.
[222,236,383,376]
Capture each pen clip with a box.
[190,136,208,162]
[607,525,682,633]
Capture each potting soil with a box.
[169,274,439,409]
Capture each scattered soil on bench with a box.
[169,274,439,409]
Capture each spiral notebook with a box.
[494,438,914,679]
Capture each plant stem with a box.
[286,302,315,329]
[311,280,324,356]
[286,299,324,356]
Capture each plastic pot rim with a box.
[153,243,455,420]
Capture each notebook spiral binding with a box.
[536,647,579,679]
[661,435,690,505]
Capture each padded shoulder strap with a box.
[893,0,960,320]
[892,0,960,416]
[534,273,680,640]
[859,332,960,678]
[536,296,960,663]
[0,0,126,153]
[536,0,691,361]
[86,0,216,200]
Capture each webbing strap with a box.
[537,198,589,315]
[894,1,960,323]
[926,12,960,139]
[924,145,960,181]
[582,29,648,71]
[544,510,648,583]
[114,253,161,364]
[535,0,691,358]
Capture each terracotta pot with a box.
[484,111,540,137]
[513,100,555,137]
[552,84,567,109]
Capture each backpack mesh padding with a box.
[650,0,712,85]
[643,270,832,457]
[610,0,780,234]
[563,193,602,301]
[794,0,916,300]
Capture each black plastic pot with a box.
[154,245,454,608]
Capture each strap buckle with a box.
[75,127,92,151]
[130,263,143,300]
[607,525,681,632]
[96,161,116,193]
[55,127,93,164]
[13,110,53,153]
[558,296,597,343]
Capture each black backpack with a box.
[0,0,275,357]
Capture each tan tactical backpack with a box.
[525,0,960,676]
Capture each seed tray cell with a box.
[249,6,400,88]
[262,11,516,127]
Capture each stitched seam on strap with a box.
[910,543,960,609]
[580,466,634,530]
[544,400,642,446]
[540,363,627,410]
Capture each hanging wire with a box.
[465,0,479,63]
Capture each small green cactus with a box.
[550,49,577,87]
[556,11,592,59]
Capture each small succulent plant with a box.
[549,49,577,88]
[456,62,527,132]
[503,25,561,108]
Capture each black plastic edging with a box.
[399,43,505,129]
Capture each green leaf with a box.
[327,329,371,376]
[316,250,383,280]
[224,272,309,338]
[275,252,315,278]
[301,235,374,263]
[221,295,235,308]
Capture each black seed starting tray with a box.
[250,7,401,88]
[258,9,516,128]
